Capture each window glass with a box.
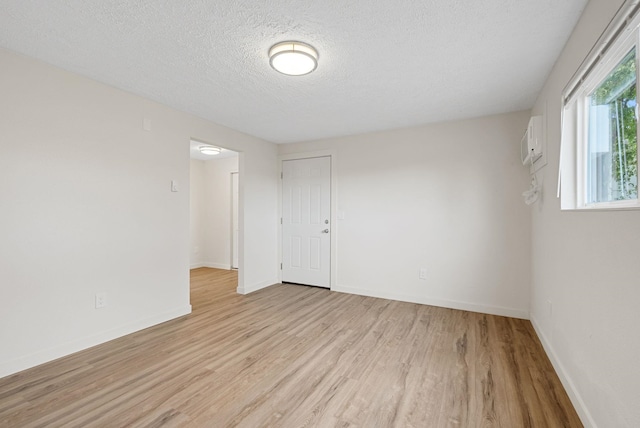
[587,48,638,204]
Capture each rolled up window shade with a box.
[562,0,640,106]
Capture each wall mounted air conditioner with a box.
[521,115,543,165]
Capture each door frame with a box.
[278,150,337,289]
[230,171,239,270]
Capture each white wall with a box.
[0,48,278,378]
[530,0,640,426]
[279,111,532,318]
[190,156,239,269]
[237,144,280,294]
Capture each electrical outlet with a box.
[419,268,428,280]
[95,292,107,309]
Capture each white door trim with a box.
[230,171,239,270]
[278,150,337,289]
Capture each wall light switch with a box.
[171,180,179,192]
[419,268,428,280]
[143,118,152,131]
[95,292,107,309]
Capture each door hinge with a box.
[281,217,283,224]
[281,172,283,179]
[280,263,283,270]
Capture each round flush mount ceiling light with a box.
[269,41,318,76]
[199,145,221,155]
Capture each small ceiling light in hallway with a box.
[269,41,318,76]
[199,145,221,155]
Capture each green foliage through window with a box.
[587,48,638,203]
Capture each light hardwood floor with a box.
[0,268,582,427]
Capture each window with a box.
[586,47,637,205]
[560,2,640,210]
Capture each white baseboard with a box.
[204,262,231,270]
[0,305,192,379]
[530,316,596,428]
[237,279,277,295]
[190,262,231,270]
[331,285,530,320]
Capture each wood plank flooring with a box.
[0,268,582,427]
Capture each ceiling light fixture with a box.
[269,41,318,76]
[199,146,221,155]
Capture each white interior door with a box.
[282,156,331,288]
[231,172,239,269]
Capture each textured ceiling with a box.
[0,0,589,143]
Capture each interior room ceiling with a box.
[0,0,589,144]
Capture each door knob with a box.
[321,229,329,233]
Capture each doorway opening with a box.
[189,139,241,296]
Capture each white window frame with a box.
[560,3,640,211]
[580,32,638,209]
